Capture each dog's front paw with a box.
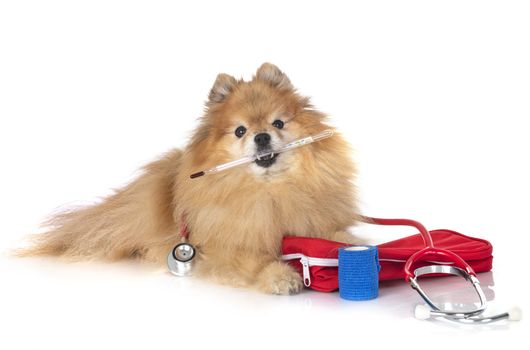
[255,261,303,295]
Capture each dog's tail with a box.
[16,149,183,265]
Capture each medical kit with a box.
[167,129,522,325]
[281,219,493,292]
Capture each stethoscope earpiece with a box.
[414,304,432,320]
[508,306,523,321]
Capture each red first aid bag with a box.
[281,229,493,292]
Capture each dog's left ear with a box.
[255,63,293,90]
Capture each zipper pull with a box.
[300,256,311,287]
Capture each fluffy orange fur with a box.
[19,63,361,294]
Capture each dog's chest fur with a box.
[187,179,329,252]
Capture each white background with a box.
[1,1,529,349]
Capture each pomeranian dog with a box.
[20,63,361,294]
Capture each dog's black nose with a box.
[254,133,271,147]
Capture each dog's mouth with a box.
[255,152,278,168]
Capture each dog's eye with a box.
[235,126,247,138]
[272,120,284,129]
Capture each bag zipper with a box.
[281,253,338,287]
[282,254,456,287]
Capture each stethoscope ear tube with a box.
[411,265,521,324]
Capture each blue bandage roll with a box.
[338,245,380,301]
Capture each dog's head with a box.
[189,63,342,180]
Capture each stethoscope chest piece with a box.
[167,242,196,277]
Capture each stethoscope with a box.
[167,214,522,324]
[364,216,522,324]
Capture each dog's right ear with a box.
[255,63,293,90]
[208,73,237,103]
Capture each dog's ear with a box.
[255,63,293,90]
[209,73,238,103]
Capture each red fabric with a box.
[282,230,493,292]
[179,214,189,239]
